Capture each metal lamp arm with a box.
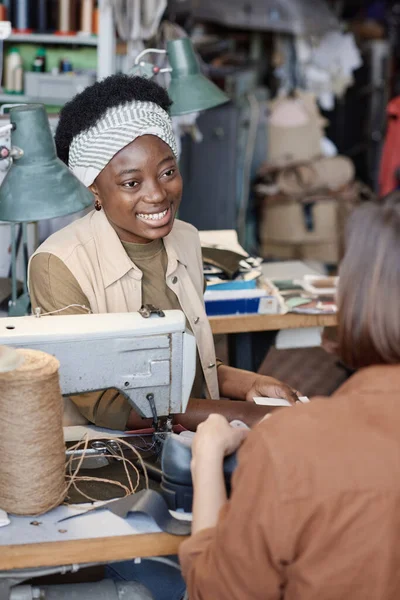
[133,48,172,76]
[134,47,167,64]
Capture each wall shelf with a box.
[0,93,67,106]
[0,2,116,103]
[7,33,98,46]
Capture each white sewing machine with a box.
[0,309,196,600]
[0,310,196,420]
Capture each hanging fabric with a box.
[109,0,167,67]
[379,97,400,197]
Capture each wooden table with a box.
[207,260,338,371]
[0,532,186,571]
[209,312,337,335]
[209,312,337,371]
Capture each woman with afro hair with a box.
[29,74,298,431]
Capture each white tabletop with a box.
[0,503,164,546]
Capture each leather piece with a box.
[160,435,238,511]
[107,489,191,536]
[202,247,247,279]
[59,489,191,536]
[161,435,237,486]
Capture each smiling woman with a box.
[28,74,298,433]
[91,136,182,244]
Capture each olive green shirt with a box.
[29,238,205,430]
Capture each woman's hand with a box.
[321,326,339,356]
[191,414,249,534]
[217,364,301,405]
[192,414,249,462]
[245,375,299,405]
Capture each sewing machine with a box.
[0,309,196,599]
[0,309,196,421]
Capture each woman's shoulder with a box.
[167,219,202,256]
[171,218,199,238]
[34,211,96,260]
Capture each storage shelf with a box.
[7,33,98,46]
[0,93,67,106]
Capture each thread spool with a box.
[2,0,11,21]
[58,0,71,34]
[47,0,58,31]
[69,0,79,31]
[92,6,98,35]
[4,47,22,94]
[80,0,93,34]
[0,345,23,372]
[13,0,31,32]
[37,0,48,33]
[13,60,23,93]
[0,349,66,515]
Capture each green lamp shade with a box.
[0,104,93,222]
[167,38,229,116]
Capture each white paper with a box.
[298,396,310,403]
[204,288,269,301]
[254,397,292,407]
[254,396,310,407]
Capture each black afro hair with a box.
[55,74,173,165]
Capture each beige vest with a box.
[29,210,219,400]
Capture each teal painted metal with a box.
[0,104,93,222]
[167,38,229,116]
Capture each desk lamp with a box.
[132,37,229,116]
[0,104,93,316]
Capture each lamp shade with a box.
[0,104,93,222]
[167,38,229,116]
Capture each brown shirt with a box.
[29,239,205,429]
[180,364,400,600]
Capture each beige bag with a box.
[312,156,355,191]
[268,90,327,166]
[258,182,366,264]
[277,156,355,195]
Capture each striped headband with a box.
[68,101,178,187]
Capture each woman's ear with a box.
[89,183,99,197]
[89,183,102,212]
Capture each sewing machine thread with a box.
[0,349,66,515]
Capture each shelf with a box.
[0,93,67,106]
[7,33,98,46]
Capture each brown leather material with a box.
[202,247,246,280]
